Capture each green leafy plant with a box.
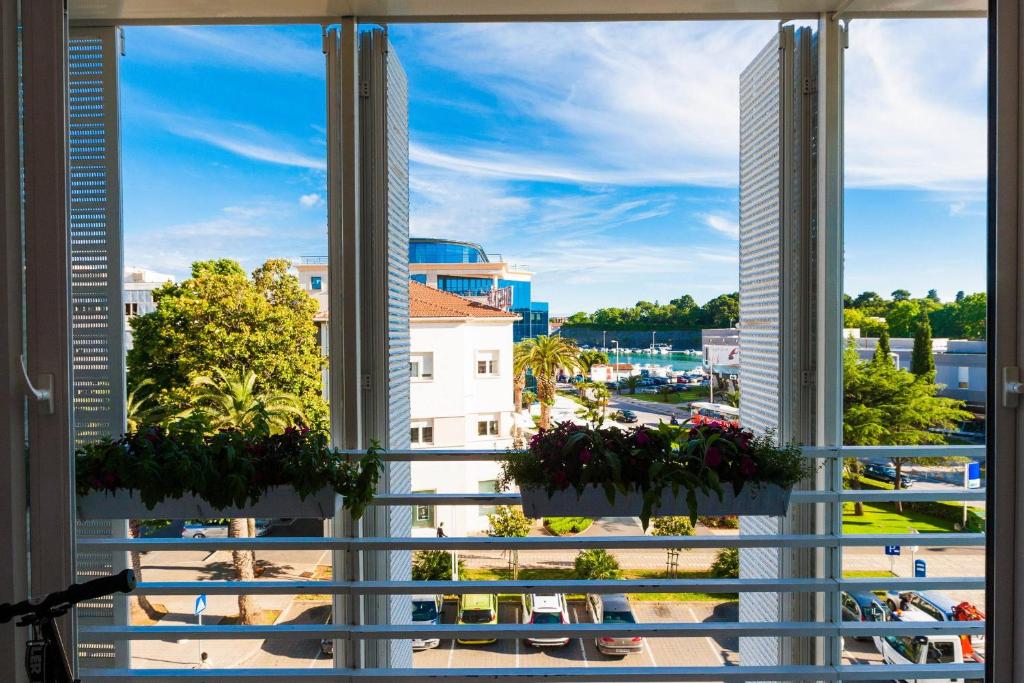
[76,418,381,519]
[574,549,621,580]
[412,550,465,581]
[501,421,812,529]
[710,548,739,579]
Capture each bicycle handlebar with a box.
[0,569,135,624]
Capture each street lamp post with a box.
[611,340,621,393]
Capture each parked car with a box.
[612,409,638,423]
[875,609,974,681]
[586,593,643,657]
[521,593,570,647]
[885,590,984,650]
[180,519,269,539]
[412,595,444,650]
[864,463,915,487]
[456,594,498,645]
[840,590,889,640]
[320,618,334,656]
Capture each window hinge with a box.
[359,81,370,98]
[1003,366,1023,408]
[361,373,371,390]
[801,369,813,387]
[119,27,126,56]
[803,77,816,95]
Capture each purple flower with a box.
[704,446,723,468]
[579,447,593,464]
[635,430,650,447]
[739,457,758,478]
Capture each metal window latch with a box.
[18,355,54,415]
[1003,366,1024,408]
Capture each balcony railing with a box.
[75,445,986,682]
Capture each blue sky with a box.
[120,19,987,316]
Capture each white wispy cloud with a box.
[299,193,324,208]
[700,212,739,239]
[168,119,326,170]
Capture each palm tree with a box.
[576,349,609,377]
[656,385,675,402]
[521,335,579,429]
[190,368,306,432]
[512,339,536,412]
[622,374,642,395]
[188,368,307,625]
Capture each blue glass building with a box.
[409,238,548,341]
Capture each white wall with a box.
[409,318,514,536]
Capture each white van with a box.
[876,609,967,683]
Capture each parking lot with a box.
[415,599,739,669]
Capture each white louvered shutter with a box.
[67,26,129,669]
[737,25,819,673]
[358,27,413,669]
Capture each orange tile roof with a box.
[409,280,520,320]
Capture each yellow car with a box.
[456,594,498,645]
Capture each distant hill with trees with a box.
[561,289,986,340]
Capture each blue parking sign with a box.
[914,559,926,578]
[885,545,901,556]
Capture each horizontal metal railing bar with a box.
[79,663,987,682]
[77,532,985,552]
[368,488,987,505]
[131,575,985,596]
[341,445,986,461]
[79,619,985,641]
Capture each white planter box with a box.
[519,484,791,518]
[77,486,339,520]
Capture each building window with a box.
[310,276,322,290]
[476,417,499,437]
[410,352,433,380]
[476,350,498,376]
[124,302,140,317]
[478,480,498,517]
[412,490,435,529]
[411,420,434,445]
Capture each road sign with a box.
[194,594,207,616]
[966,461,981,489]
[914,559,927,578]
[908,528,919,554]
[885,545,901,556]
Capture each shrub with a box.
[698,515,739,529]
[574,549,622,580]
[412,550,464,581]
[544,517,593,536]
[651,516,695,537]
[522,390,538,408]
[710,548,739,579]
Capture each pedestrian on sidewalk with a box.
[437,523,447,538]
[194,652,210,669]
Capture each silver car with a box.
[587,593,644,657]
[180,520,269,539]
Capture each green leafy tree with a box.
[891,289,912,302]
[521,390,538,409]
[851,291,884,310]
[656,384,675,402]
[710,548,739,579]
[521,335,579,429]
[844,342,972,506]
[926,289,941,302]
[621,374,642,396]
[577,349,610,376]
[699,292,740,328]
[487,506,533,579]
[191,368,306,433]
[574,549,622,580]
[412,550,465,581]
[872,329,892,366]
[574,381,611,427]
[651,516,694,576]
[910,311,936,382]
[127,258,326,423]
[512,339,535,418]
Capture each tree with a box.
[574,381,610,427]
[577,349,609,376]
[844,342,972,505]
[710,548,739,579]
[843,308,888,338]
[487,506,533,579]
[910,311,936,382]
[656,385,675,403]
[891,289,912,302]
[852,291,884,310]
[722,389,740,408]
[955,290,965,303]
[621,374,642,396]
[872,329,892,366]
[521,390,538,409]
[191,368,306,432]
[699,293,739,328]
[512,339,535,417]
[574,549,622,580]
[412,550,465,581]
[127,258,326,422]
[926,289,941,302]
[520,335,579,429]
[650,516,694,577]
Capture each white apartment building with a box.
[406,280,519,537]
[122,266,173,349]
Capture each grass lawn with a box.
[842,502,957,534]
[623,387,709,405]
[460,566,735,602]
[544,517,593,535]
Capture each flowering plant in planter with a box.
[501,421,810,528]
[76,417,381,520]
